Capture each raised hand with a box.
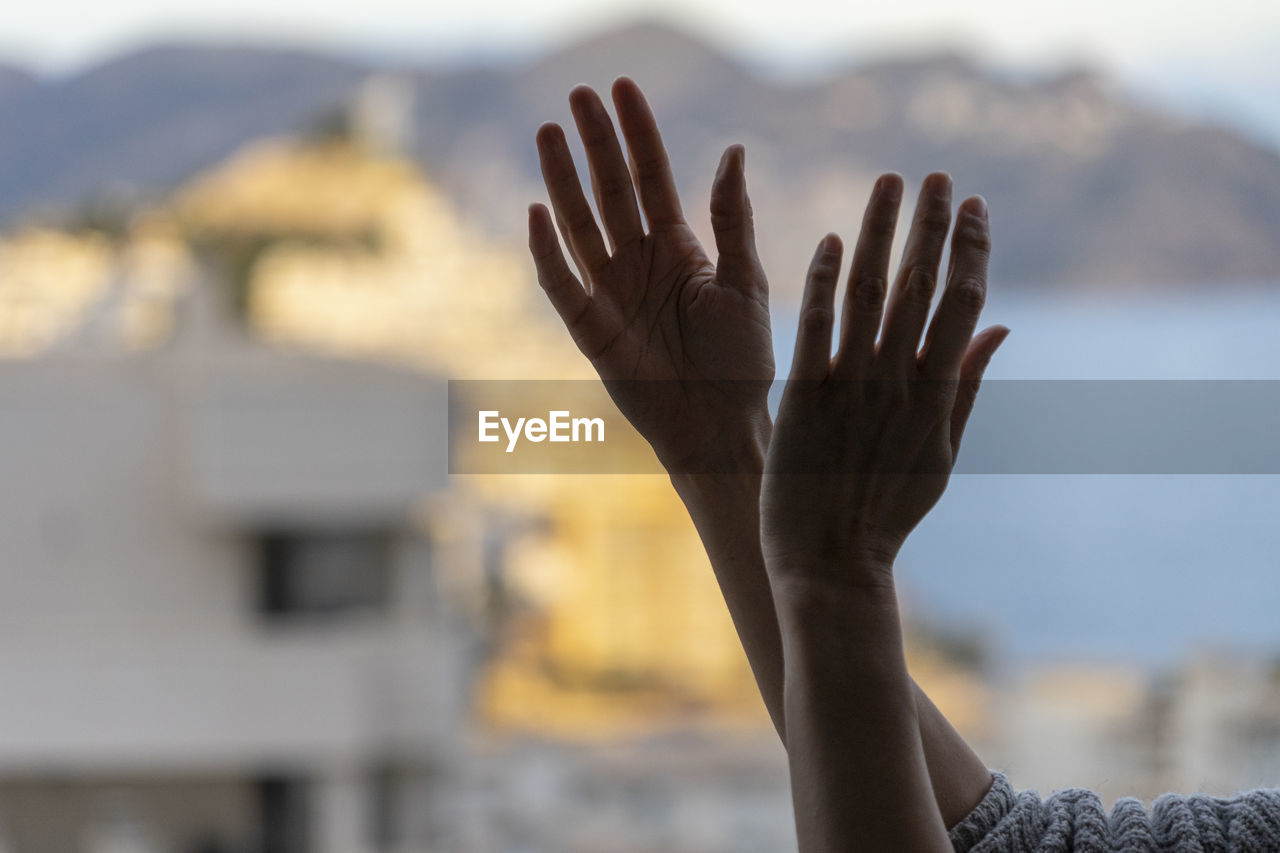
[763,173,1007,853]
[528,77,774,471]
[762,172,1009,584]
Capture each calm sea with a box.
[772,285,1280,672]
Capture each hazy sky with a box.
[1,1,1277,143]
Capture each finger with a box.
[568,85,644,252]
[710,144,761,279]
[832,173,902,378]
[920,196,992,379]
[789,234,843,382]
[611,76,686,229]
[528,203,606,355]
[876,172,953,371]
[949,325,1010,458]
[535,122,610,279]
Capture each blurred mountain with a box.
[0,47,366,222]
[3,22,1280,288]
[0,64,34,98]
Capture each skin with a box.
[763,179,1008,849]
[528,80,774,473]
[527,76,1005,841]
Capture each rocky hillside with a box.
[2,22,1279,289]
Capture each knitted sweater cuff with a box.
[942,770,1280,851]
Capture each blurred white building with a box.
[1163,654,1280,796]
[0,282,485,853]
[990,656,1280,805]
[457,734,795,853]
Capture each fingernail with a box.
[821,233,841,254]
[966,195,988,218]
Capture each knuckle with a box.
[956,217,992,254]
[548,159,578,183]
[714,221,748,246]
[580,125,611,147]
[709,185,749,223]
[807,271,836,294]
[566,209,597,232]
[810,254,840,278]
[633,150,667,176]
[595,172,633,199]
[920,206,952,233]
[885,380,911,409]
[800,306,834,335]
[902,266,937,307]
[709,209,741,229]
[949,276,987,316]
[869,208,898,235]
[850,275,886,311]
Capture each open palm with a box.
[528,77,774,470]
[762,173,1009,578]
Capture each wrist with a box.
[662,412,771,477]
[769,563,899,603]
[670,417,768,479]
[668,425,770,562]
[772,573,906,669]
[763,533,901,588]
[669,439,765,533]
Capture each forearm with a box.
[671,442,991,827]
[669,431,788,739]
[773,574,949,852]
[915,681,995,827]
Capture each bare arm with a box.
[760,177,1007,847]
[775,574,946,851]
[670,460,992,826]
[667,168,996,827]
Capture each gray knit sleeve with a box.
[947,771,1280,852]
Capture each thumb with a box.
[710,144,761,279]
[949,325,1010,458]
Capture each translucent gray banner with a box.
[448,380,1280,474]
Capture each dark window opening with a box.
[255,530,391,620]
[369,763,399,852]
[256,775,308,853]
